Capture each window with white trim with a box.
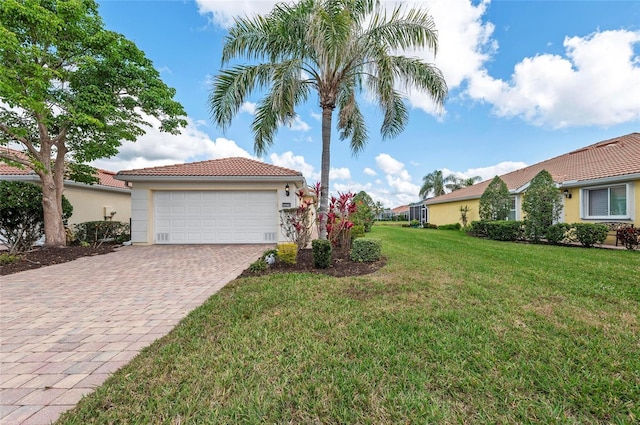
[582,183,632,219]
[507,196,517,221]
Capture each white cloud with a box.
[330,167,351,180]
[310,111,322,121]
[375,153,405,175]
[289,115,311,132]
[442,161,528,183]
[468,29,640,127]
[374,153,421,205]
[270,151,320,182]
[91,115,252,172]
[363,167,377,176]
[239,101,256,115]
[195,0,280,28]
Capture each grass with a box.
[57,227,640,424]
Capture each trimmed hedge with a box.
[312,239,332,269]
[545,223,571,245]
[277,243,298,265]
[572,223,609,247]
[485,220,524,241]
[438,223,462,231]
[349,238,381,262]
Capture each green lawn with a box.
[58,227,639,424]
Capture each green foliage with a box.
[479,176,510,221]
[0,0,186,246]
[0,253,20,265]
[522,170,563,243]
[352,191,375,232]
[247,258,268,273]
[410,219,420,227]
[73,221,130,246]
[438,223,462,231]
[545,223,571,245]
[0,181,72,253]
[277,243,298,265]
[469,220,489,237]
[423,223,438,229]
[484,220,524,241]
[571,223,609,247]
[311,239,332,269]
[349,238,382,262]
[459,205,471,228]
[350,224,365,239]
[420,170,455,199]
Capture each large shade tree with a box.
[0,0,186,247]
[209,0,447,239]
[419,169,453,199]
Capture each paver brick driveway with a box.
[0,244,266,425]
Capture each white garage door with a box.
[154,191,278,244]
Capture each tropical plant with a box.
[209,0,447,239]
[352,191,375,232]
[459,205,471,228]
[0,0,186,247]
[279,188,316,250]
[419,170,454,199]
[446,175,482,192]
[522,170,563,243]
[479,176,511,221]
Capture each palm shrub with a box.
[0,181,73,253]
[479,176,510,221]
[522,170,563,243]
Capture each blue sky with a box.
[93,0,640,208]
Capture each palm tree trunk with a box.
[318,106,333,240]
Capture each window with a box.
[507,196,517,221]
[583,184,632,219]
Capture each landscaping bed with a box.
[0,244,117,276]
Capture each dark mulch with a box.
[238,248,386,278]
[0,244,117,276]
[1,245,385,278]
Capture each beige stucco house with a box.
[0,148,131,225]
[115,157,306,245]
[424,133,639,244]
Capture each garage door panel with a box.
[154,190,277,244]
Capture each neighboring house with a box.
[391,205,409,221]
[115,157,306,245]
[0,147,131,225]
[425,133,639,242]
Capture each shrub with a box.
[438,223,462,231]
[485,220,524,241]
[545,223,571,245]
[279,188,316,250]
[522,170,563,243]
[352,191,375,232]
[350,238,381,262]
[423,223,437,229]
[469,220,489,237]
[571,223,609,247]
[617,227,639,250]
[0,181,73,253]
[479,176,510,221]
[247,258,267,273]
[324,192,356,250]
[351,224,365,239]
[277,243,298,265]
[73,221,130,246]
[0,253,20,265]
[312,239,332,269]
[459,205,471,228]
[410,219,420,227]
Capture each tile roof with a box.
[426,132,640,205]
[116,156,303,178]
[392,205,409,214]
[0,147,128,190]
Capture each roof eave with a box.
[561,172,640,188]
[115,175,305,183]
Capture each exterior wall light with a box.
[285,183,290,197]
[563,188,572,199]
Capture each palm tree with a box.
[419,169,453,199]
[209,0,447,239]
[445,175,481,192]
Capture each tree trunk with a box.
[318,106,334,240]
[41,172,67,247]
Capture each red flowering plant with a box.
[279,187,317,250]
[325,192,357,250]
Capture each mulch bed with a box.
[1,245,385,278]
[238,248,386,278]
[0,244,117,276]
